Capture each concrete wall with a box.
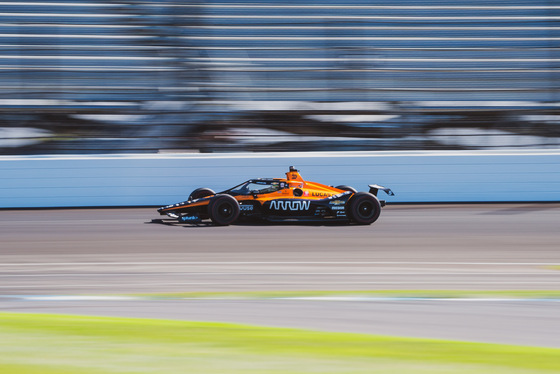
[1,151,559,208]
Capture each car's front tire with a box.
[346,192,381,225]
[208,194,240,226]
[189,187,215,201]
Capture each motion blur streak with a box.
[0,1,558,154]
[1,205,559,294]
[1,204,560,348]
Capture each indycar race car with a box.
[158,166,394,226]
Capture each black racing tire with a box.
[208,194,240,226]
[188,187,215,201]
[335,185,358,193]
[346,192,381,225]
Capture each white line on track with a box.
[0,262,559,266]
[0,272,555,277]
[276,297,560,302]
[1,295,558,302]
[16,296,141,301]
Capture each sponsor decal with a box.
[179,215,201,223]
[329,200,345,206]
[304,191,309,196]
[311,192,332,198]
[270,200,311,211]
[240,205,254,211]
[314,207,326,216]
[331,206,345,211]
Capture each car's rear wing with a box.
[368,184,394,197]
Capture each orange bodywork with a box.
[235,169,343,203]
[159,168,346,214]
[157,166,392,225]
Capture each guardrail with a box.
[1,150,559,208]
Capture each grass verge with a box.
[1,313,559,374]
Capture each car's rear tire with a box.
[335,185,357,193]
[208,194,240,226]
[346,192,381,225]
[189,187,215,201]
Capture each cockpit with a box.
[227,179,287,195]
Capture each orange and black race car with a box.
[158,166,394,225]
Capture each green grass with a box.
[130,289,560,300]
[1,313,559,374]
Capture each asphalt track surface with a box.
[1,204,560,347]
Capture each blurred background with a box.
[0,0,559,155]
